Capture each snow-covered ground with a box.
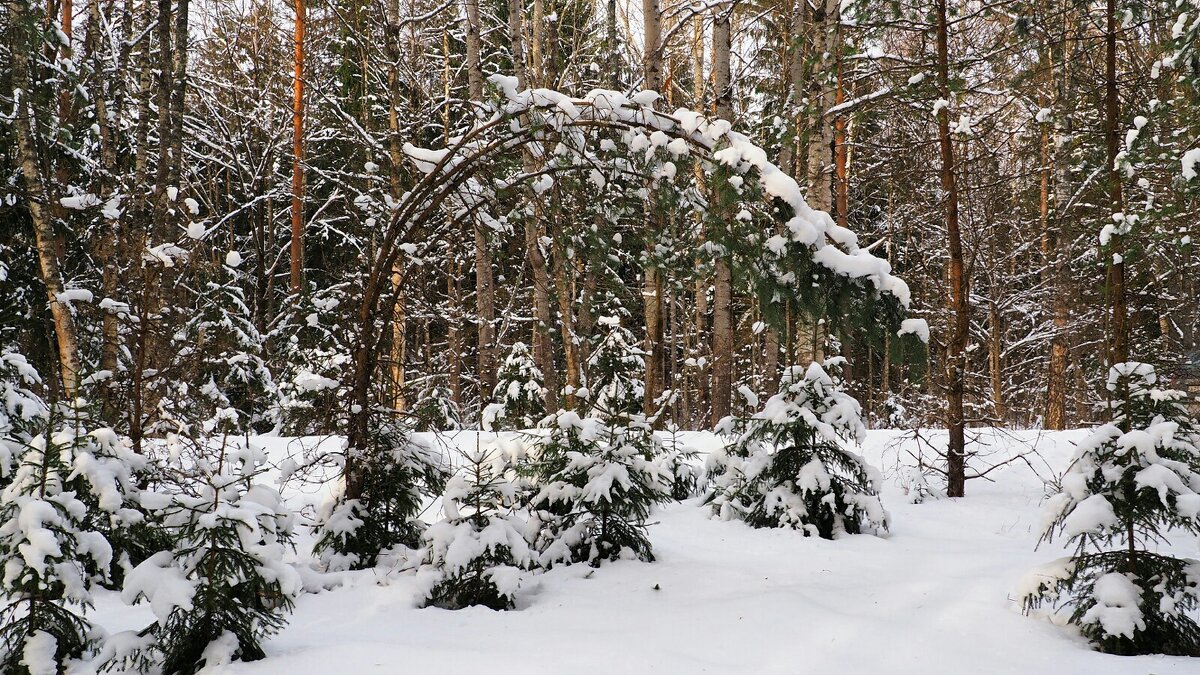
[94,429,1200,673]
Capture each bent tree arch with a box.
[342,75,926,499]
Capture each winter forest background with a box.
[2,0,1200,672]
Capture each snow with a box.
[225,250,243,267]
[1081,573,1145,640]
[86,429,1200,673]
[1183,148,1200,181]
[1060,494,1118,538]
[54,288,94,305]
[20,631,58,675]
[897,318,930,343]
[59,193,101,210]
[121,550,198,624]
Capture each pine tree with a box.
[706,359,888,538]
[585,316,645,420]
[119,439,300,673]
[1022,362,1200,656]
[528,411,670,567]
[421,448,533,610]
[482,342,546,431]
[314,415,449,570]
[409,380,461,433]
[0,409,112,673]
[527,318,671,566]
[659,427,702,501]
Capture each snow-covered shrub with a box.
[0,351,48,489]
[1022,362,1200,656]
[0,414,113,673]
[900,465,945,504]
[408,380,461,433]
[117,440,300,673]
[706,359,888,538]
[61,413,158,589]
[271,284,355,436]
[482,342,546,431]
[527,410,671,567]
[421,448,533,610]
[314,416,449,570]
[659,428,702,501]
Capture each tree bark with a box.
[935,0,968,497]
[804,0,839,212]
[710,9,734,426]
[10,0,84,400]
[290,0,306,292]
[642,0,664,418]
[508,0,558,411]
[464,0,497,397]
[1103,0,1127,369]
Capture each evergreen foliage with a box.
[706,359,888,538]
[482,342,546,431]
[528,410,671,567]
[119,440,300,674]
[1022,362,1200,656]
[314,416,449,570]
[421,448,533,610]
[0,409,112,674]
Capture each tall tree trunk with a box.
[1103,0,1127,368]
[804,0,839,213]
[1044,36,1071,430]
[710,9,734,426]
[833,53,849,227]
[935,0,968,497]
[508,0,558,411]
[606,0,620,87]
[10,0,84,399]
[641,0,664,419]
[464,0,497,398]
[290,0,306,292]
[385,0,408,409]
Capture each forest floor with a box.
[93,429,1200,674]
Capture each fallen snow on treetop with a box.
[403,76,913,309]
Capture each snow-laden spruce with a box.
[706,358,888,538]
[114,439,301,674]
[314,417,449,570]
[420,448,533,610]
[660,428,703,501]
[482,341,547,431]
[525,317,671,566]
[585,316,646,420]
[1021,362,1200,656]
[528,410,671,566]
[0,409,117,673]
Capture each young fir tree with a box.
[409,380,461,433]
[314,415,449,570]
[421,448,533,610]
[706,358,888,538]
[527,317,671,567]
[659,426,703,501]
[1022,362,1200,656]
[585,316,645,420]
[482,342,546,431]
[0,406,114,674]
[118,438,301,673]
